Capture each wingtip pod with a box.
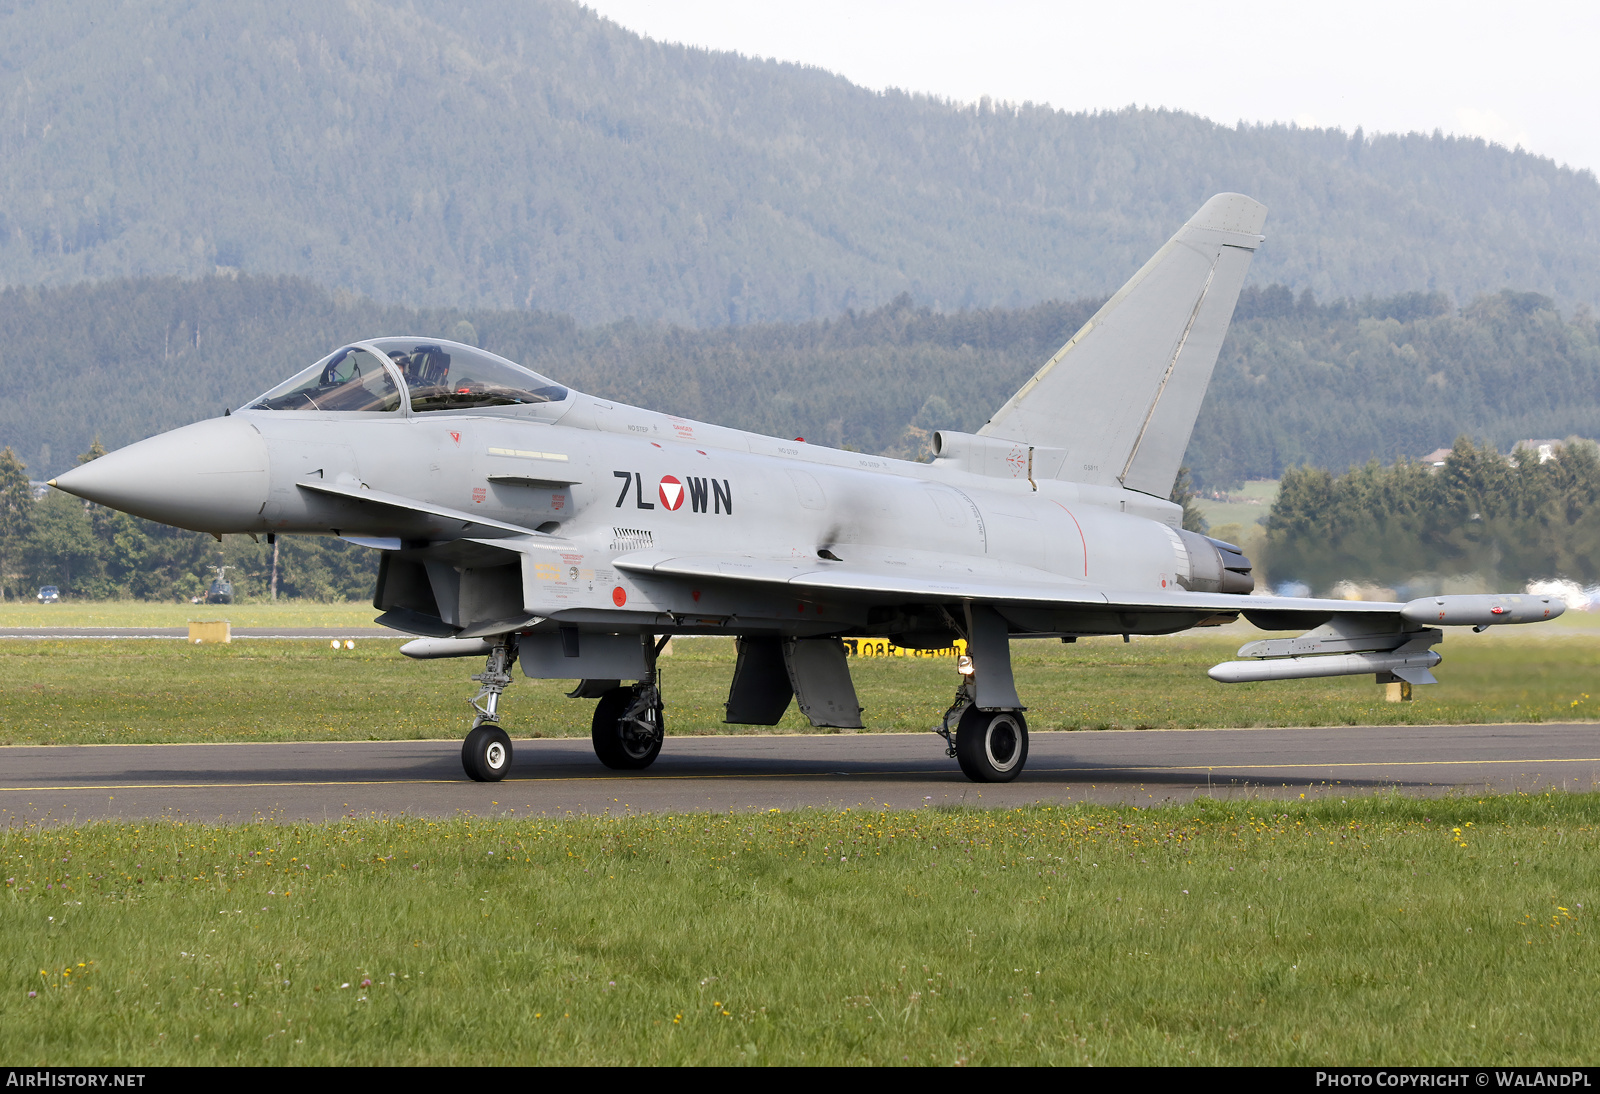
[1209,591,1559,686]
[1399,594,1564,628]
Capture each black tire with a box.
[462,724,513,782]
[591,686,663,770]
[954,707,1028,783]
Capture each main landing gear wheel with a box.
[591,685,664,770]
[462,724,513,782]
[955,706,1028,783]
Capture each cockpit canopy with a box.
[245,338,569,415]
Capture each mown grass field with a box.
[0,600,380,629]
[3,794,1596,1065]
[1195,478,1280,535]
[0,626,1595,746]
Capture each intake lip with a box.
[50,417,270,533]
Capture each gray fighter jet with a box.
[51,194,1563,783]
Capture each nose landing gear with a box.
[461,636,517,782]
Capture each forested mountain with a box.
[1191,287,1600,485]
[2,0,1598,325]
[2,275,1597,489]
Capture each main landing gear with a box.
[591,636,668,770]
[934,671,1029,783]
[462,636,516,782]
[956,706,1028,782]
[934,604,1030,783]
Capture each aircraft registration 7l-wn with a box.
[52,194,1563,783]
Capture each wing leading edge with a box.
[296,480,542,540]
[611,548,1402,620]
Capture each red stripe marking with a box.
[1052,501,1088,576]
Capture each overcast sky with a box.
[587,0,1600,176]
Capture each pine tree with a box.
[0,448,33,601]
[1170,467,1209,534]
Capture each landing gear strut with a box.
[591,636,667,770]
[934,676,973,758]
[461,636,517,782]
[934,609,1030,783]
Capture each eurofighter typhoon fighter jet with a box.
[51,194,1563,783]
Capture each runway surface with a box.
[3,723,1598,826]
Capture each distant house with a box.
[1510,439,1564,465]
[1421,440,1582,469]
[28,481,50,499]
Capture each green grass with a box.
[4,794,1598,1065]
[0,631,1595,746]
[1195,478,1280,533]
[0,600,379,629]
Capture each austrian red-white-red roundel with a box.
[658,475,684,511]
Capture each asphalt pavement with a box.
[3,723,1598,826]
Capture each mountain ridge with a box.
[1,0,1597,324]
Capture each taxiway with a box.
[3,723,1597,826]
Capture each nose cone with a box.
[51,418,270,533]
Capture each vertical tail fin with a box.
[979,193,1266,497]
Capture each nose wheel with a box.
[463,724,512,782]
[460,636,517,782]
